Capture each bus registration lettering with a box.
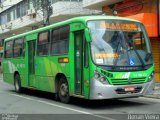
[124,86,135,92]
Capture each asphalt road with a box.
[0,77,160,120]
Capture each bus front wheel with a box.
[14,74,22,93]
[58,77,70,103]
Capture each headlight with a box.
[148,72,154,82]
[94,71,100,79]
[99,77,108,84]
[99,77,105,82]
[94,71,108,84]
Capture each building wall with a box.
[0,0,22,12]
[0,0,98,39]
[150,37,160,82]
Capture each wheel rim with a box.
[60,83,68,97]
[15,79,19,91]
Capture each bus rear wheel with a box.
[14,74,22,93]
[58,77,70,103]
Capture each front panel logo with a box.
[122,72,131,78]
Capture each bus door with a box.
[74,30,89,95]
[28,40,36,88]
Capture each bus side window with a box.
[5,41,13,58]
[37,31,49,56]
[13,38,24,58]
[51,26,69,55]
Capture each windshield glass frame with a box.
[87,19,153,69]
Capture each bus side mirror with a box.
[85,28,92,42]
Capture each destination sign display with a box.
[100,22,138,31]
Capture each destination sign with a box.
[100,22,138,31]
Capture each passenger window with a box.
[37,31,49,55]
[14,38,24,57]
[51,26,69,55]
[5,41,13,58]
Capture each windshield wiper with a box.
[112,33,122,69]
[119,31,145,68]
[112,31,145,69]
[132,45,145,68]
[126,36,145,68]
[145,53,152,62]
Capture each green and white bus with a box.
[3,16,155,103]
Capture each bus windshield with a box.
[88,20,153,68]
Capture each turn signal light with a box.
[58,57,69,63]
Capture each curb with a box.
[143,88,160,99]
[144,95,160,99]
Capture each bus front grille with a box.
[110,78,146,85]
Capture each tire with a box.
[14,74,22,93]
[54,93,59,101]
[58,77,70,103]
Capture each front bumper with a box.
[89,77,155,100]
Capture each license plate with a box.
[124,86,135,92]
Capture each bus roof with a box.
[5,15,140,41]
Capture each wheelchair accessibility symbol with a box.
[129,59,135,66]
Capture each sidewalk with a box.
[145,82,160,99]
